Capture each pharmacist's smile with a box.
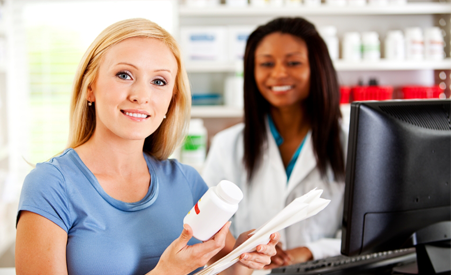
[121,109,150,121]
[270,85,294,93]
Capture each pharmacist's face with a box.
[88,37,177,141]
[254,32,310,109]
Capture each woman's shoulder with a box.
[26,148,78,183]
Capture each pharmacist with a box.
[202,17,347,269]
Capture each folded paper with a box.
[195,188,331,275]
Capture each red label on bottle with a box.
[195,202,200,215]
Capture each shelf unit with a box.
[186,58,451,72]
[179,1,450,122]
[179,2,451,16]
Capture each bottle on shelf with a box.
[362,31,380,61]
[226,0,249,6]
[318,26,339,61]
[342,32,362,62]
[325,0,347,6]
[424,27,445,60]
[384,30,405,60]
[405,27,424,61]
[347,0,366,6]
[181,119,207,167]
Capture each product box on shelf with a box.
[340,86,351,104]
[227,26,255,62]
[401,86,444,99]
[352,86,393,101]
[180,26,228,62]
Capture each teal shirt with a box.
[268,115,307,181]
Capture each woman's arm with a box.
[15,211,68,275]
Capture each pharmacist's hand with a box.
[234,230,280,270]
[151,222,230,275]
[264,242,292,269]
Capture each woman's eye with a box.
[288,61,301,66]
[117,72,131,80]
[260,62,274,67]
[153,79,167,86]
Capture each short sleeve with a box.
[17,163,72,232]
[176,162,209,203]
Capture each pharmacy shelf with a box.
[334,58,451,71]
[179,2,451,17]
[191,106,243,118]
[191,104,353,118]
[186,58,451,73]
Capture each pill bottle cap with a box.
[216,180,243,204]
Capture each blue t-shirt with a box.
[17,148,208,275]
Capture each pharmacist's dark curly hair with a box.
[242,17,345,182]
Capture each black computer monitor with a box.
[341,99,451,274]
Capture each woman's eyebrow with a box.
[115,62,172,73]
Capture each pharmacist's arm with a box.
[16,211,69,275]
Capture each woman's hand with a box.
[265,246,313,269]
[150,222,230,275]
[264,243,292,269]
[226,230,280,274]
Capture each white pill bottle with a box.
[184,180,243,241]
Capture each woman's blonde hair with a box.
[67,18,191,159]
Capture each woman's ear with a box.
[87,84,96,102]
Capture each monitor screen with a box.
[341,99,451,273]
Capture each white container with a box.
[226,0,248,6]
[405,27,424,60]
[250,0,269,6]
[225,62,244,108]
[285,0,302,6]
[342,32,362,62]
[389,0,406,4]
[180,27,227,62]
[368,0,388,5]
[361,31,380,61]
[424,27,445,60]
[304,0,321,6]
[180,119,207,167]
[184,180,243,241]
[326,0,346,6]
[384,30,405,60]
[270,0,284,6]
[318,26,339,61]
[185,0,220,6]
[347,0,366,5]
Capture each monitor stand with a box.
[393,221,451,275]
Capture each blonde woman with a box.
[15,18,278,275]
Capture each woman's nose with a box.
[129,80,150,104]
[271,62,288,78]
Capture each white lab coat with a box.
[202,119,348,260]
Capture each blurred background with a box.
[0,0,450,268]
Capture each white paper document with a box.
[194,188,331,275]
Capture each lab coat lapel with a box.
[264,118,288,187]
[285,132,316,197]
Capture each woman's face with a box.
[88,37,177,142]
[254,32,310,109]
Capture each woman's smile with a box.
[120,109,151,121]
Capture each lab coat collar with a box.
[264,118,317,197]
[285,131,316,197]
